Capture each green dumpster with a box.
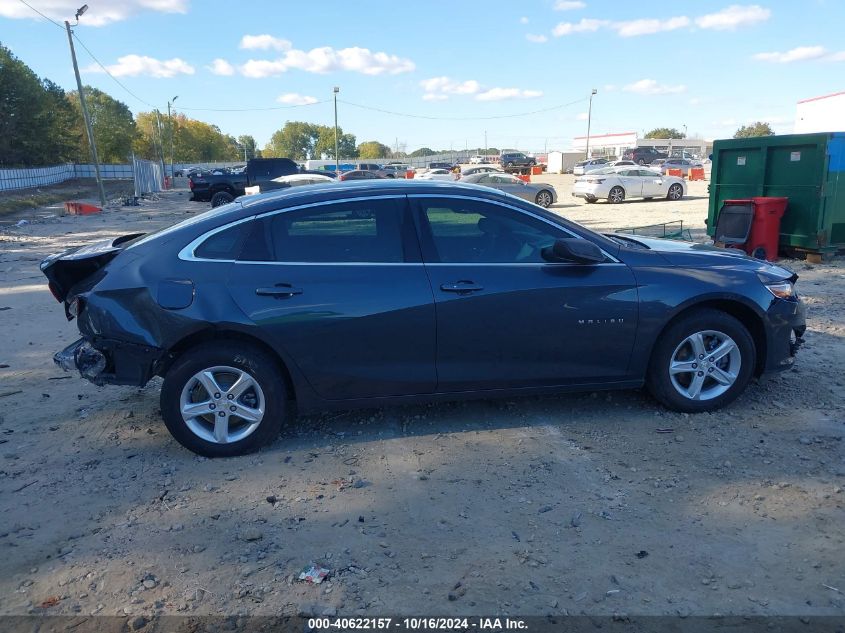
[707,132,845,255]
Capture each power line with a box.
[175,101,330,113]
[71,33,159,108]
[16,0,64,29]
[337,97,589,121]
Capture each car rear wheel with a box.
[585,198,597,204]
[210,191,235,208]
[667,183,684,201]
[608,186,625,204]
[161,342,287,457]
[647,309,755,413]
[535,190,553,208]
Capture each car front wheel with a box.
[647,309,755,413]
[161,342,287,457]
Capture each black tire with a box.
[506,162,514,168]
[637,159,645,165]
[210,191,235,208]
[608,186,625,204]
[534,190,553,208]
[161,342,287,457]
[646,309,756,413]
[585,198,597,204]
[667,183,684,201]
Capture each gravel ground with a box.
[0,182,843,620]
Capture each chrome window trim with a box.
[178,192,621,266]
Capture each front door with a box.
[639,169,666,197]
[411,196,639,392]
[226,196,437,400]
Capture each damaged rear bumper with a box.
[54,337,166,386]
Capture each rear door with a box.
[224,196,437,400]
[411,195,638,390]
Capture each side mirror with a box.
[542,238,605,264]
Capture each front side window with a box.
[419,199,566,264]
[269,199,405,263]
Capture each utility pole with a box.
[168,95,178,179]
[154,110,166,175]
[585,88,598,159]
[64,6,105,208]
[333,87,340,174]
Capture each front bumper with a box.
[763,297,807,373]
[55,337,166,386]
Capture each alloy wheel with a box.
[536,191,552,207]
[668,330,741,401]
[179,365,265,444]
[668,184,683,200]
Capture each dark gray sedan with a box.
[461,172,557,207]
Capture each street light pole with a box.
[168,95,178,180]
[585,88,597,159]
[64,5,106,208]
[484,130,488,157]
[333,87,340,174]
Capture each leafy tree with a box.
[0,43,82,166]
[237,135,259,160]
[734,122,775,138]
[170,114,241,162]
[357,141,391,159]
[263,121,319,159]
[133,111,166,164]
[644,128,684,139]
[68,87,136,163]
[314,125,357,159]
[410,147,435,157]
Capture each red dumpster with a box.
[746,196,788,261]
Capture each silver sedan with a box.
[461,172,557,207]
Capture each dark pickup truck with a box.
[622,147,668,165]
[189,158,302,206]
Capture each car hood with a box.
[613,235,797,280]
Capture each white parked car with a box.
[573,158,610,176]
[418,168,459,181]
[469,155,486,164]
[571,167,686,204]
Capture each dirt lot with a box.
[0,180,843,620]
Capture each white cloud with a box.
[239,34,292,51]
[623,79,686,95]
[475,87,543,101]
[85,54,194,78]
[754,46,827,63]
[526,33,548,43]
[420,76,482,98]
[519,16,529,24]
[695,4,770,30]
[276,93,318,105]
[826,51,845,62]
[554,0,586,10]
[207,58,235,76]
[239,46,415,77]
[0,0,188,26]
[576,112,588,121]
[614,16,690,37]
[552,18,607,36]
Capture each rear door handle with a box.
[440,281,484,294]
[255,284,303,297]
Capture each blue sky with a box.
[2,0,844,153]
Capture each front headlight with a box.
[765,280,796,300]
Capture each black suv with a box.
[499,152,536,168]
[623,147,668,165]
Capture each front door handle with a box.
[440,281,484,294]
[255,284,303,298]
